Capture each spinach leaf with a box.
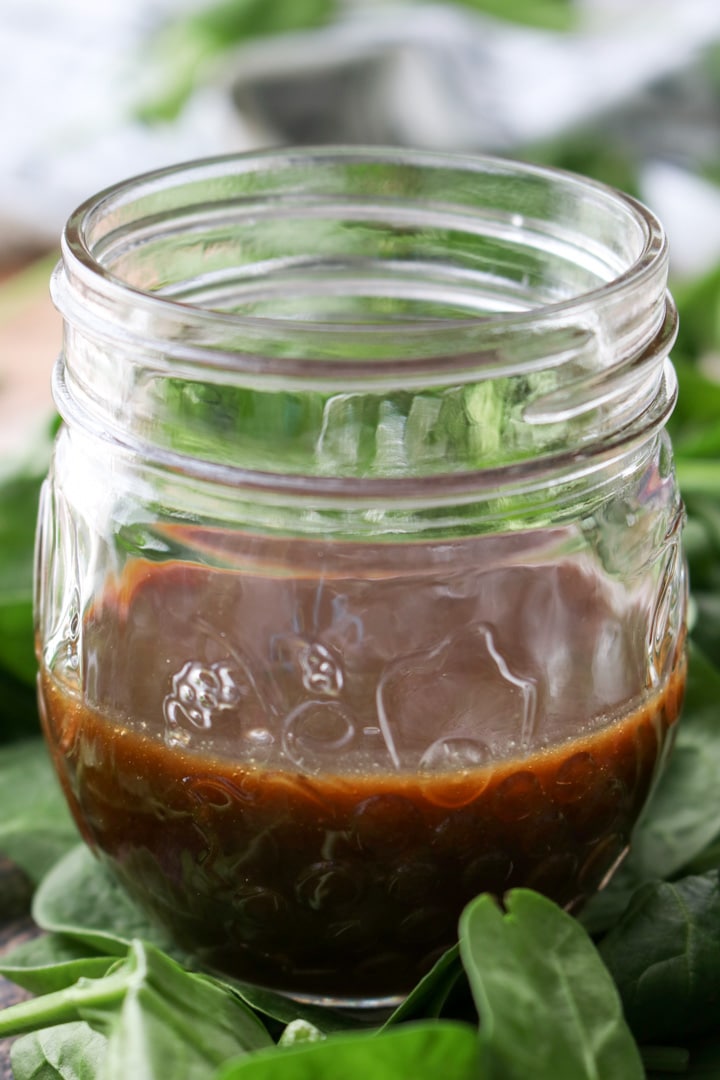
[0,740,78,883]
[0,471,42,688]
[217,1021,479,1080]
[0,418,55,713]
[31,846,183,960]
[138,0,337,123]
[0,940,272,1080]
[0,410,57,745]
[599,872,720,1042]
[0,933,116,994]
[582,646,720,932]
[670,364,720,459]
[624,648,720,881]
[670,262,720,385]
[682,492,720,665]
[382,944,464,1028]
[223,980,359,1036]
[11,1021,107,1080]
[459,889,644,1080]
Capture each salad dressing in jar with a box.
[36,149,686,1006]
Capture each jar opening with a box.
[58,147,665,362]
[51,148,676,495]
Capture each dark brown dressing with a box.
[39,554,685,1001]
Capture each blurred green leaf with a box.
[0,739,78,884]
[0,933,116,996]
[526,132,642,196]
[672,263,720,368]
[0,471,42,686]
[0,413,55,741]
[444,0,575,31]
[32,846,180,960]
[138,0,337,123]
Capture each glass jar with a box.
[36,148,686,1007]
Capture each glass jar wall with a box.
[35,149,686,1006]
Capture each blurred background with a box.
[3,0,720,458]
[2,0,720,449]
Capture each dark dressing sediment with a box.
[39,553,685,1002]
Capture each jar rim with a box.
[58,145,667,362]
[52,147,677,497]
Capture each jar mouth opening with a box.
[58,146,667,362]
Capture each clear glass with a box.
[36,147,686,1007]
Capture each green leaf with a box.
[448,0,575,31]
[0,595,36,689]
[0,465,48,687]
[223,980,359,1036]
[682,494,720,665]
[382,944,464,1028]
[599,872,720,1042]
[527,134,641,198]
[459,890,644,1080]
[627,648,720,881]
[0,739,78,882]
[31,846,184,960]
[0,940,272,1080]
[688,591,720,669]
[11,1022,107,1080]
[216,1021,479,1080]
[137,0,337,123]
[582,646,720,932]
[671,262,720,372]
[670,364,720,459]
[0,933,116,995]
[578,861,647,937]
[0,414,55,739]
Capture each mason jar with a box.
[35,148,686,1007]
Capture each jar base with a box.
[280,990,403,1012]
